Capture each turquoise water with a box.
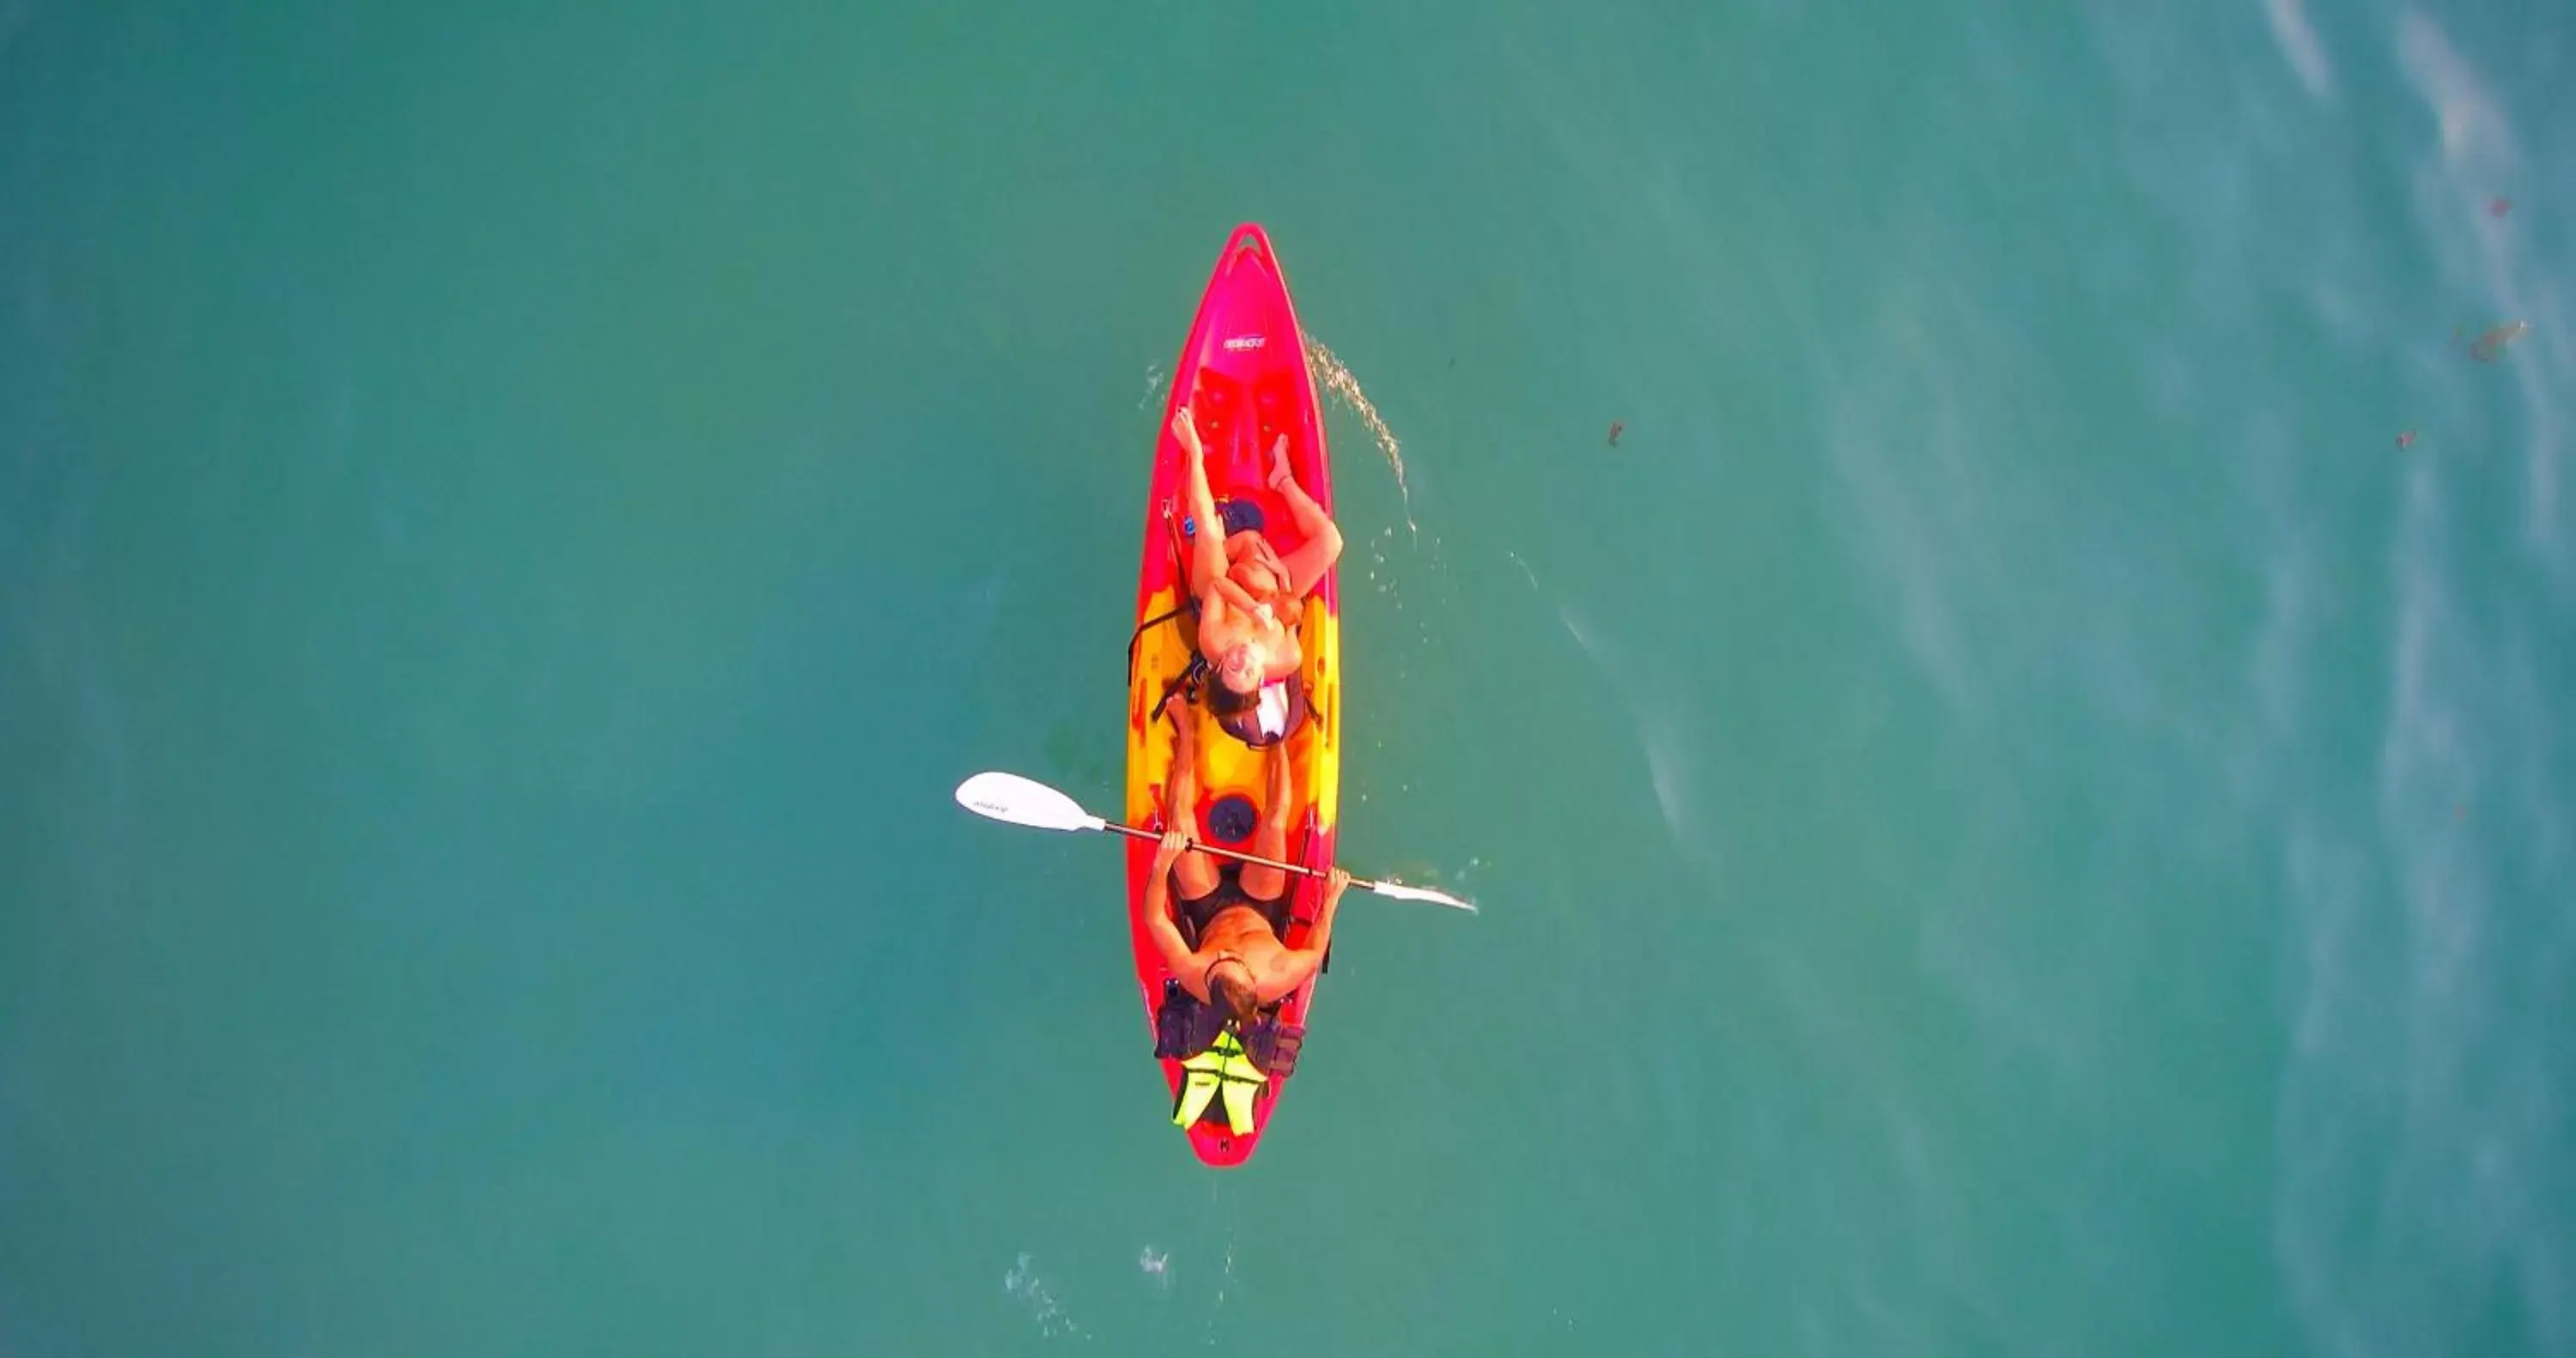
[5,2,2571,1353]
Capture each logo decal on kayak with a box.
[1223,334,1266,352]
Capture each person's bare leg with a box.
[1267,433,1345,599]
[1162,691,1221,900]
[1240,738,1293,902]
[1176,409,1226,600]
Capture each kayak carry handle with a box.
[1223,222,1273,274]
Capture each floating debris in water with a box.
[2458,320,2531,362]
[1607,420,1625,447]
[2489,197,2512,217]
[2397,429,2418,450]
[1138,1246,1169,1288]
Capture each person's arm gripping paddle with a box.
[1139,830,1217,1001]
[1256,868,1350,1004]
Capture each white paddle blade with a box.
[954,772,1106,834]
[1362,879,1479,912]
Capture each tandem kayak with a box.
[1122,224,1342,1168]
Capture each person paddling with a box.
[1136,693,1348,1028]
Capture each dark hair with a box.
[1208,671,1305,749]
[1209,961,1260,1029]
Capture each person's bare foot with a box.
[1267,433,1294,491]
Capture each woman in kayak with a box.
[1172,406,1343,743]
[1139,693,1348,1028]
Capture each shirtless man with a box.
[1137,693,1348,1029]
[1172,407,1345,702]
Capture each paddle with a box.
[953,771,1478,912]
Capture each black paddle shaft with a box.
[1099,821,1325,882]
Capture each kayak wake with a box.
[1304,336,1416,537]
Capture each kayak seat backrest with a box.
[1154,977,1304,1081]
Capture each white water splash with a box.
[1196,1224,1239,1349]
[1303,335,1418,537]
[1003,1252,1089,1341]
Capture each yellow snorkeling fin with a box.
[1173,1068,1221,1129]
[1171,1030,1268,1135]
[1217,1070,1259,1135]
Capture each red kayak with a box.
[1121,225,1342,1167]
